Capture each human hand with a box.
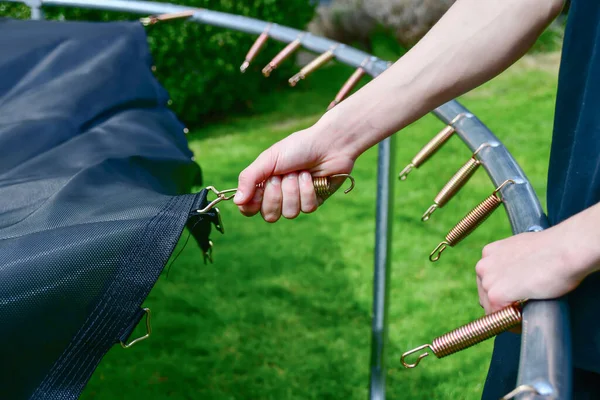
[233,121,358,222]
[475,227,587,315]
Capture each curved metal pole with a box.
[3,0,390,78]
[2,1,572,398]
[434,102,572,400]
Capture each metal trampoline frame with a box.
[2,1,572,398]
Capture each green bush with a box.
[1,1,316,127]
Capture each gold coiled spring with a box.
[289,47,337,86]
[194,173,355,215]
[422,144,490,222]
[399,113,470,181]
[327,58,369,110]
[262,37,304,77]
[140,9,198,26]
[240,24,271,73]
[430,179,515,262]
[401,301,524,368]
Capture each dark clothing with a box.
[483,1,600,398]
[548,0,600,376]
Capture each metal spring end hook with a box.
[429,241,449,262]
[120,308,152,349]
[401,344,433,368]
[493,179,515,197]
[399,113,470,181]
[421,143,492,222]
[240,24,272,73]
[501,385,542,400]
[429,178,516,262]
[398,163,414,181]
[421,204,438,222]
[327,173,355,195]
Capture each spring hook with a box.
[140,9,198,26]
[240,24,271,73]
[422,143,490,222]
[429,179,515,262]
[289,46,338,87]
[193,173,355,215]
[401,301,524,368]
[262,35,305,77]
[399,113,470,181]
[327,58,369,110]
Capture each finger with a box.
[261,176,282,223]
[281,173,300,219]
[299,171,318,214]
[238,185,264,217]
[234,148,277,206]
[477,276,491,313]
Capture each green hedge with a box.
[1,1,316,127]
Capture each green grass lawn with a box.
[81,52,560,399]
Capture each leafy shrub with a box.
[1,1,316,127]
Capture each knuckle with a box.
[480,275,491,292]
[481,243,494,258]
[487,289,502,308]
[475,259,487,277]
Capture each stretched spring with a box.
[327,64,367,110]
[240,24,271,73]
[194,174,356,215]
[256,174,354,199]
[399,113,470,181]
[262,37,303,77]
[430,179,515,262]
[401,302,524,368]
[422,144,490,221]
[289,48,337,87]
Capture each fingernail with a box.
[300,172,310,182]
[286,173,297,180]
[234,190,244,203]
[269,176,281,187]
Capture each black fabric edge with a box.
[29,192,201,400]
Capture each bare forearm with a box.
[559,202,600,280]
[320,0,564,157]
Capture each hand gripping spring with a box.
[421,143,490,221]
[401,301,524,368]
[193,173,355,215]
[429,179,515,262]
[399,113,470,181]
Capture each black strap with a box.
[187,188,223,262]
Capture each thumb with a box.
[234,148,278,205]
